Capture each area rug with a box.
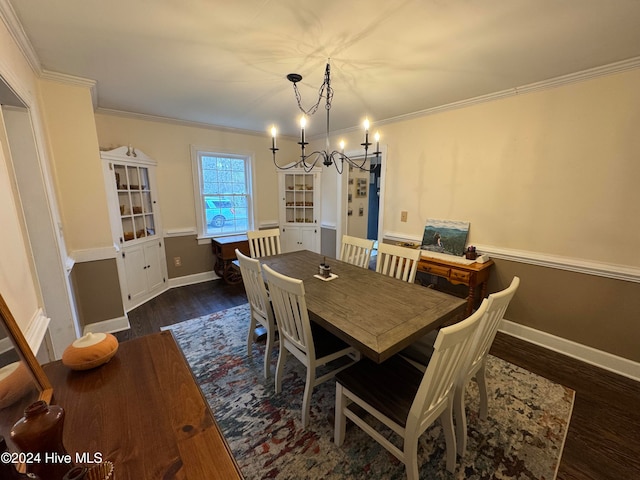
[164,304,574,479]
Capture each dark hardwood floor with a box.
[117,279,640,480]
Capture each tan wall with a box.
[39,81,112,253]
[333,68,640,268]
[94,113,299,233]
[334,69,640,364]
[94,113,299,280]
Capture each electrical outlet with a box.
[173,257,182,267]
[400,211,408,222]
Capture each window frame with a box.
[191,146,255,240]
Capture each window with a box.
[191,148,253,237]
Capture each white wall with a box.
[0,118,40,331]
[330,68,640,268]
[94,113,299,232]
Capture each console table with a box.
[43,332,243,479]
[211,234,250,284]
[417,255,494,317]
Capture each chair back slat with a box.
[235,250,269,317]
[375,243,421,283]
[263,264,313,356]
[407,300,486,430]
[247,228,282,258]
[466,277,520,375]
[340,235,375,268]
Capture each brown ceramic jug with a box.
[10,400,73,480]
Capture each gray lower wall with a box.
[85,230,639,364]
[486,258,640,363]
[70,259,124,329]
[321,227,337,258]
[164,235,215,279]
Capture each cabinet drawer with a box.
[420,263,451,277]
[450,269,471,284]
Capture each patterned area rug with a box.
[164,304,574,480]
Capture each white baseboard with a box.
[83,315,130,335]
[25,309,51,354]
[499,319,640,382]
[167,270,219,288]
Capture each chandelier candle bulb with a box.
[363,118,370,146]
[271,126,277,149]
[300,116,306,144]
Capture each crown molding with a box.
[3,0,640,135]
[41,69,98,108]
[376,56,640,128]
[94,107,274,138]
[0,0,41,74]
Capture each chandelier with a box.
[269,60,381,173]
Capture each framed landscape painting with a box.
[421,218,470,256]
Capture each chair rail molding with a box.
[164,227,198,237]
[383,233,640,283]
[68,245,119,264]
[473,244,640,284]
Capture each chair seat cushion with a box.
[336,356,423,427]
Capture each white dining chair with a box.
[375,242,421,283]
[247,228,281,258]
[235,249,277,379]
[401,276,520,456]
[340,234,375,269]
[334,303,483,477]
[262,264,359,428]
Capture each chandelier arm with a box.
[336,150,381,172]
[271,59,380,174]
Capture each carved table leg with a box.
[466,283,475,317]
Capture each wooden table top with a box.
[212,234,248,245]
[259,250,466,363]
[43,331,243,479]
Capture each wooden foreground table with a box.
[43,331,243,479]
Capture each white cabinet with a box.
[101,146,167,311]
[278,170,321,253]
[281,225,319,252]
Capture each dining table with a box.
[257,250,467,363]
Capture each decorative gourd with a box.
[62,333,119,370]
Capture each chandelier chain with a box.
[270,60,380,174]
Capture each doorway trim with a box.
[335,145,387,255]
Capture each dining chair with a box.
[247,228,281,258]
[340,234,375,268]
[262,264,359,428]
[235,249,277,379]
[375,242,421,283]
[401,276,520,456]
[334,303,483,477]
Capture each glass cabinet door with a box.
[283,173,315,224]
[113,163,156,243]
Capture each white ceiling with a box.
[6,0,640,137]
